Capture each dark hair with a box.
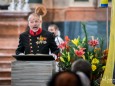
[71,59,92,79]
[47,71,82,86]
[48,24,59,30]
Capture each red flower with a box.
[58,42,67,50]
[88,39,99,47]
[75,49,85,57]
[65,36,70,42]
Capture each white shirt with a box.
[55,36,64,46]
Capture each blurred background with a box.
[0,0,112,85]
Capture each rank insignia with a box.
[39,36,47,41]
[36,35,47,44]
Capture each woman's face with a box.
[55,72,78,86]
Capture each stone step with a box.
[0,37,19,55]
[0,61,11,69]
[0,23,26,37]
[0,61,11,64]
[0,56,14,86]
[0,37,18,55]
[0,85,11,86]
[0,61,11,78]
[0,37,18,49]
[0,49,16,55]
[0,55,16,61]
[0,72,11,78]
[0,77,11,85]
[0,77,11,80]
[0,68,11,72]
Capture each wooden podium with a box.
[11,54,55,86]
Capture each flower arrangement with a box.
[58,23,108,86]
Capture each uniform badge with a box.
[36,35,47,44]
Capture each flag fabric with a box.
[100,0,115,86]
[100,0,108,7]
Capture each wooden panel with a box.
[12,61,55,86]
[44,7,111,22]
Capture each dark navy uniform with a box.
[16,28,59,55]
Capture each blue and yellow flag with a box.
[100,0,108,7]
[100,0,115,86]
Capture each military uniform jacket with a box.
[16,28,59,55]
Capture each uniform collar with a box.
[29,28,42,36]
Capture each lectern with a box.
[12,54,55,86]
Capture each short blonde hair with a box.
[28,13,40,21]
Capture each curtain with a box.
[100,0,115,85]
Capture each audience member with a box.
[76,71,91,86]
[47,71,82,86]
[48,24,64,72]
[71,59,92,80]
[48,24,64,46]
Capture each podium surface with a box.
[13,54,54,61]
[12,55,56,86]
